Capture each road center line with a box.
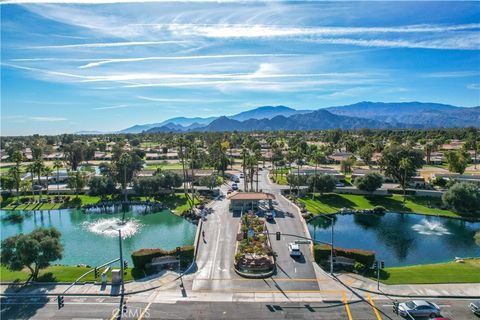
[342,291,353,320]
[367,293,382,320]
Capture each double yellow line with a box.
[367,293,383,320]
[342,291,353,320]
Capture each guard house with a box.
[227,192,275,212]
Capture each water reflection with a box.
[308,212,480,267]
[0,209,196,266]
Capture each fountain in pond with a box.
[412,219,451,236]
[83,218,142,238]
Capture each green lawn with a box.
[376,259,480,285]
[138,193,199,215]
[0,265,137,283]
[299,193,460,218]
[144,163,184,170]
[1,195,101,211]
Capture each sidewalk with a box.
[336,272,480,299]
[0,271,180,297]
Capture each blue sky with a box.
[1,0,479,135]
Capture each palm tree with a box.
[399,158,412,204]
[310,150,326,199]
[53,159,63,197]
[11,151,24,204]
[26,163,36,201]
[33,159,45,202]
[117,152,131,202]
[43,166,53,196]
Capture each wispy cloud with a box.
[79,54,296,69]
[167,23,480,38]
[422,71,480,78]
[29,41,191,49]
[93,104,130,110]
[29,116,67,121]
[136,96,234,103]
[467,83,480,90]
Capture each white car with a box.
[288,243,302,257]
[396,300,441,318]
[239,173,244,179]
[232,183,238,190]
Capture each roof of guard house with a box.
[227,192,276,200]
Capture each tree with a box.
[340,157,355,174]
[53,159,63,197]
[1,172,16,194]
[1,227,63,281]
[117,152,132,202]
[43,166,53,196]
[26,163,36,201]
[287,173,307,194]
[88,176,116,200]
[379,145,424,202]
[445,150,469,174]
[199,174,222,191]
[67,170,87,197]
[354,173,383,194]
[358,145,375,167]
[307,174,337,196]
[442,182,480,217]
[465,127,478,169]
[11,150,24,204]
[32,159,45,201]
[64,142,85,171]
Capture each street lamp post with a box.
[103,227,125,295]
[314,213,335,275]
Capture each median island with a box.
[234,212,275,278]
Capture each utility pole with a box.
[118,229,124,295]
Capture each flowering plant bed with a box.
[234,212,274,276]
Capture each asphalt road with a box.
[191,168,318,293]
[2,296,478,320]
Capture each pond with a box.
[0,208,197,266]
[307,212,480,267]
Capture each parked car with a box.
[288,243,302,257]
[239,173,244,179]
[227,189,233,194]
[470,301,480,316]
[232,183,238,190]
[266,210,275,221]
[336,182,345,187]
[396,300,441,318]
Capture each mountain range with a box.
[117,102,479,133]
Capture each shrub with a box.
[314,244,375,266]
[353,262,367,274]
[373,206,386,214]
[442,182,480,216]
[131,246,194,269]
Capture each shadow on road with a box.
[1,282,53,319]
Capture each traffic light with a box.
[57,295,64,309]
[122,301,127,314]
[276,231,281,241]
[94,267,99,278]
[123,260,128,269]
[373,261,378,269]
[393,301,399,314]
[380,261,385,269]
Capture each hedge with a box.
[314,244,375,266]
[131,246,194,269]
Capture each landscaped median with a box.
[375,258,480,285]
[234,213,275,278]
